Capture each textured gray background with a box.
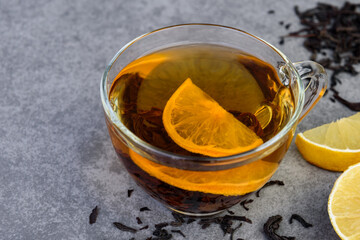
[1,0,358,239]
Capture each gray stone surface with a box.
[0,0,357,239]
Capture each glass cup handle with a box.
[293,61,328,122]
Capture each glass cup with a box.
[100,24,327,216]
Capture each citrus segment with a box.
[162,78,263,157]
[295,113,360,171]
[129,149,278,195]
[328,162,360,239]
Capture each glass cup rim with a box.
[100,23,304,163]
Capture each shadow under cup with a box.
[100,24,327,216]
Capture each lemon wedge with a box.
[295,113,360,171]
[162,78,263,157]
[328,162,360,239]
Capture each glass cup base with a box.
[169,207,225,217]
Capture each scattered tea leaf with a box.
[202,223,212,229]
[285,2,360,111]
[136,217,142,225]
[140,207,151,212]
[171,229,186,238]
[198,217,219,229]
[187,218,196,224]
[333,91,360,111]
[227,209,235,215]
[289,214,313,228]
[268,10,275,14]
[199,221,211,230]
[256,180,285,197]
[140,225,149,230]
[230,223,243,240]
[220,215,251,236]
[155,222,169,229]
[170,221,182,227]
[89,206,98,225]
[128,188,134,197]
[223,215,252,224]
[113,222,137,233]
[264,215,295,240]
[279,37,285,45]
[153,228,172,239]
[198,215,251,238]
[240,199,254,211]
[169,212,185,227]
[172,212,185,223]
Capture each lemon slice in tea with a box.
[162,78,263,157]
[129,149,278,195]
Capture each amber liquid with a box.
[107,44,295,214]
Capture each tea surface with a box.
[109,44,294,155]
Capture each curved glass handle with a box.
[293,61,328,122]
